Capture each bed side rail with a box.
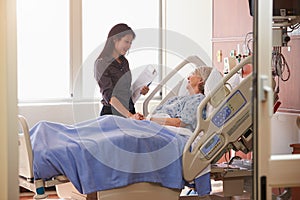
[18,115,34,179]
[182,56,253,181]
[143,55,207,116]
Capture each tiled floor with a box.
[19,181,251,200]
[20,192,250,200]
[19,187,60,200]
[20,194,60,200]
[20,193,60,200]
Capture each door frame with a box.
[253,0,300,199]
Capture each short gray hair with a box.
[193,66,213,93]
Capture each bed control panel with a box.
[212,90,247,128]
[200,134,225,159]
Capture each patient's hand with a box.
[150,117,182,127]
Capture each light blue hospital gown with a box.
[153,93,205,131]
[153,93,211,196]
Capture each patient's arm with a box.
[150,117,187,128]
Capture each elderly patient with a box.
[147,66,213,197]
[149,66,212,132]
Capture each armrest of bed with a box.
[18,115,34,179]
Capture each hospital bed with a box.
[18,55,253,200]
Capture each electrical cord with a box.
[272,47,291,93]
[244,32,253,55]
[289,23,300,32]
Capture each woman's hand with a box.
[140,86,149,95]
[129,113,145,120]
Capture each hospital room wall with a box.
[212,0,300,155]
[271,37,300,152]
[212,0,253,72]
[275,38,300,112]
[271,37,300,154]
[212,0,253,161]
[18,0,213,127]
[212,0,300,112]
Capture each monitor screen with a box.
[248,0,300,16]
[273,0,300,16]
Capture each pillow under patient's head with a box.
[204,67,223,96]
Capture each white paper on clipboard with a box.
[131,65,158,103]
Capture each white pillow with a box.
[204,67,223,96]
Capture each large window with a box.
[17,0,70,101]
[81,0,160,99]
[17,0,160,102]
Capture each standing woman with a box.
[94,23,148,119]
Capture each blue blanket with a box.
[30,115,189,194]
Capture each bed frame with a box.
[18,55,253,200]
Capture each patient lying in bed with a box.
[147,66,213,196]
[29,66,214,197]
[149,66,212,132]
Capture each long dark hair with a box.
[98,23,136,59]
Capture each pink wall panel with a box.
[213,0,300,112]
[212,0,253,72]
[276,36,300,111]
[212,39,246,71]
[213,0,253,38]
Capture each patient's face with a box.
[187,73,203,94]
